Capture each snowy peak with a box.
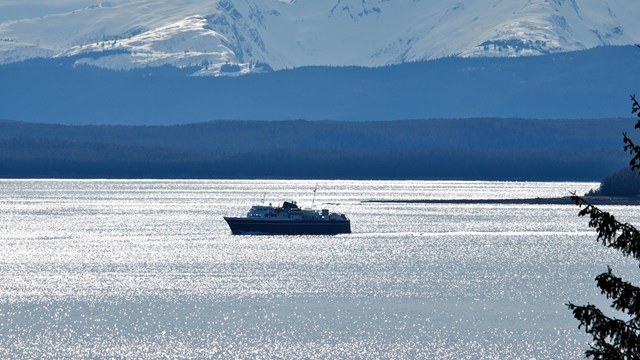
[1,0,639,75]
[64,15,253,75]
[460,0,630,57]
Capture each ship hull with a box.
[224,217,351,235]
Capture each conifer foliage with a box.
[568,95,640,359]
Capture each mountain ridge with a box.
[1,0,639,76]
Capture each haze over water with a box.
[1,179,638,358]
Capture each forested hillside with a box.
[0,118,630,180]
[1,46,638,124]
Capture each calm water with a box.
[1,179,639,359]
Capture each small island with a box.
[366,168,640,206]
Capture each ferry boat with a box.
[224,201,351,235]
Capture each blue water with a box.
[1,179,638,358]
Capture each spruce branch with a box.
[595,267,640,318]
[626,95,640,173]
[567,303,640,360]
[571,193,640,262]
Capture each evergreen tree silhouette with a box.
[568,95,640,359]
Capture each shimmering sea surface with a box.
[1,179,639,359]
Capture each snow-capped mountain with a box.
[1,0,639,76]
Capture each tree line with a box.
[0,118,630,180]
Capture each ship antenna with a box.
[312,184,318,207]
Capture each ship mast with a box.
[312,184,318,207]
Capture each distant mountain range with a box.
[1,0,639,76]
[2,1,640,125]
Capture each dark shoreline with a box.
[365,196,640,206]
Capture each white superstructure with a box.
[246,201,346,222]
